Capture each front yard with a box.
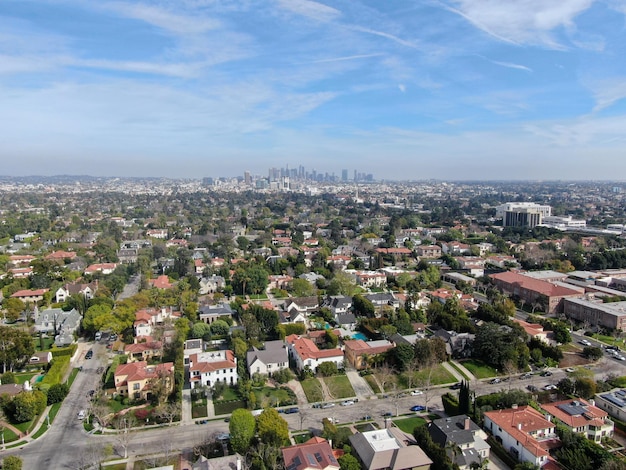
[301,378,324,403]
[323,375,355,399]
[392,416,427,434]
[459,359,497,379]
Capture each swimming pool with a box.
[352,332,368,341]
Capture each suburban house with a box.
[325,295,353,316]
[34,307,81,346]
[113,361,174,400]
[198,275,226,295]
[490,271,582,314]
[246,340,289,377]
[335,312,357,331]
[281,437,340,470]
[11,288,48,304]
[484,405,560,468]
[284,297,320,316]
[428,415,490,470]
[353,271,387,288]
[513,319,550,344]
[148,275,174,289]
[432,329,474,358]
[84,263,117,275]
[55,281,98,303]
[45,250,77,262]
[441,241,471,255]
[349,427,432,470]
[125,337,163,363]
[133,307,180,337]
[188,350,238,389]
[416,245,442,258]
[198,304,234,325]
[285,334,344,373]
[365,292,400,309]
[343,339,394,370]
[541,399,614,443]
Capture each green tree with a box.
[318,362,338,377]
[10,391,47,423]
[392,343,415,371]
[291,278,315,297]
[2,298,25,323]
[47,383,69,405]
[2,456,22,470]
[256,408,289,446]
[575,378,597,399]
[229,408,256,455]
[338,453,361,470]
[352,295,375,317]
[209,319,230,336]
[0,326,35,373]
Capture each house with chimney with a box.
[540,399,613,443]
[55,281,98,303]
[246,340,289,377]
[114,361,174,400]
[484,405,561,468]
[188,350,238,389]
[428,415,490,470]
[281,437,340,470]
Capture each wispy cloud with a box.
[309,53,384,64]
[440,0,596,49]
[103,2,220,35]
[475,54,533,72]
[587,78,626,112]
[348,25,420,49]
[274,0,341,22]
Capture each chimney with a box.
[464,417,471,430]
[590,399,595,406]
[385,417,391,429]
[512,404,518,409]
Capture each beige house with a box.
[114,361,174,400]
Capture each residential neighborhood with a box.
[0,177,626,469]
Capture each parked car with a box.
[580,339,591,346]
[195,419,208,425]
[312,403,322,408]
[85,350,93,359]
[540,371,552,377]
[449,383,462,390]
[565,367,575,373]
[341,400,354,406]
[410,390,423,396]
[321,403,335,409]
[489,378,501,384]
[77,410,86,420]
[284,407,299,414]
[543,384,557,391]
[381,411,393,417]
[410,405,426,412]
[361,415,372,420]
[519,373,532,380]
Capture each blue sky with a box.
[1,0,626,180]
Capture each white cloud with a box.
[274,0,341,22]
[103,1,220,35]
[442,0,596,48]
[349,25,420,49]
[309,53,384,64]
[587,78,626,112]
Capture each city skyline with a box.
[2,1,626,180]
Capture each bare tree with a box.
[155,402,179,426]
[298,409,309,431]
[375,364,396,395]
[113,414,137,459]
[403,357,421,391]
[417,360,437,412]
[90,400,112,429]
[503,360,518,392]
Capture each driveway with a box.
[346,369,376,400]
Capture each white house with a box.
[188,350,238,389]
[246,340,289,377]
[484,406,559,468]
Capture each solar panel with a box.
[306,453,318,466]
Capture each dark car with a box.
[450,382,462,390]
[381,411,393,417]
[195,419,208,425]
[540,371,552,377]
[85,350,93,359]
[284,407,299,414]
[527,385,538,392]
[362,415,372,420]
[312,403,322,409]
[410,405,426,412]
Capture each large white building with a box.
[285,334,344,373]
[188,350,238,389]
[495,202,552,228]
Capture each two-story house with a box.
[246,340,289,377]
[285,334,344,373]
[188,350,238,389]
[114,361,174,400]
[428,415,490,470]
[541,399,613,443]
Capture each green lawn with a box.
[15,372,39,384]
[217,386,241,402]
[323,375,355,399]
[591,333,624,345]
[34,337,55,351]
[301,378,324,403]
[253,386,296,408]
[460,359,497,379]
[1,427,19,443]
[393,416,427,434]
[213,400,246,415]
[363,375,381,394]
[66,367,79,387]
[293,432,314,444]
[414,364,457,385]
[447,362,470,380]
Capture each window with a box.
[133,383,140,390]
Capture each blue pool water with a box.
[352,332,368,341]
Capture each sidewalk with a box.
[448,360,477,381]
[442,361,465,382]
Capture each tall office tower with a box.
[244,171,251,185]
[269,167,279,182]
[342,169,348,181]
[354,169,358,181]
[299,165,305,179]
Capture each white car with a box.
[77,409,86,420]
[543,384,557,391]
[580,339,591,346]
[410,390,423,396]
[565,368,575,373]
[341,400,355,406]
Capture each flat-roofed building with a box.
[349,427,432,470]
[562,297,626,330]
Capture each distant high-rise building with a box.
[496,202,551,228]
[244,171,251,184]
[342,169,348,181]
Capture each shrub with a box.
[272,368,294,384]
[39,356,70,390]
[46,383,69,405]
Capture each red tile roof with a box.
[490,271,581,297]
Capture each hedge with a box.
[51,344,78,358]
[38,356,70,390]
[442,392,460,416]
